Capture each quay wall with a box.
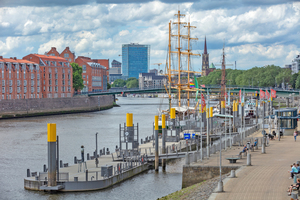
[0,95,114,118]
[182,165,239,188]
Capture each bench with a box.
[226,157,240,163]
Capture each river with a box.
[0,97,184,200]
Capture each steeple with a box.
[204,36,207,54]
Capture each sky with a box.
[0,0,300,72]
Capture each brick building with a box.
[92,59,109,82]
[46,47,75,63]
[75,56,107,93]
[23,54,73,98]
[0,56,41,99]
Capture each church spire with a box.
[204,36,207,54]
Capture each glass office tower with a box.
[122,43,150,79]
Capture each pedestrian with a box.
[81,145,84,162]
[294,130,298,142]
[289,163,298,179]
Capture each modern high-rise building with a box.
[122,43,150,79]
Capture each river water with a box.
[0,97,185,200]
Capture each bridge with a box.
[77,86,299,97]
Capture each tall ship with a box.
[163,10,203,118]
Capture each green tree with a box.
[126,78,139,88]
[112,79,126,87]
[71,62,84,92]
[295,75,300,89]
[107,82,111,90]
[290,73,299,88]
[275,69,292,86]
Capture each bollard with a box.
[27,169,30,177]
[100,149,102,155]
[74,156,77,164]
[47,123,57,187]
[141,139,143,144]
[60,160,63,168]
[185,153,190,165]
[43,164,47,172]
[247,153,251,166]
[86,170,88,181]
[87,153,90,160]
[262,142,265,154]
[193,152,197,163]
[229,170,236,178]
[217,181,223,192]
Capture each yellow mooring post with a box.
[126,113,133,151]
[170,108,176,130]
[47,123,57,187]
[161,114,166,171]
[221,101,225,115]
[209,106,213,134]
[154,115,159,171]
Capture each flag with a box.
[189,82,195,88]
[239,89,242,103]
[201,84,205,87]
[194,76,199,102]
[201,93,206,112]
[271,89,276,98]
[227,91,230,106]
[242,90,245,103]
[260,89,265,100]
[266,90,270,100]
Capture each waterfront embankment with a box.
[0,95,113,119]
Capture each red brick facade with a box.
[92,59,109,82]
[0,56,41,99]
[75,56,107,92]
[23,54,73,98]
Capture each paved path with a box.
[205,131,299,200]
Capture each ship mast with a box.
[167,10,201,109]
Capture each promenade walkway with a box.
[205,131,299,200]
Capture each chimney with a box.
[66,47,69,50]
[14,57,17,60]
[0,56,3,59]
[10,57,13,59]
[51,47,56,51]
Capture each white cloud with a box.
[0,1,299,69]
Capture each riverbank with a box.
[0,95,114,119]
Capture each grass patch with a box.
[159,181,204,200]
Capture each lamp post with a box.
[95,132,98,168]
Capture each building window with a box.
[37,94,39,98]
[9,87,12,93]
[55,74,58,79]
[37,87,40,93]
[24,86,27,93]
[49,87,52,92]
[31,74,34,79]
[9,80,12,86]
[68,80,70,85]
[68,74,70,79]
[83,75,85,79]
[37,74,40,79]
[62,74,65,79]
[43,86,45,91]
[9,71,11,79]
[49,74,52,79]
[55,80,58,85]
[69,59,71,62]
[50,53,55,56]
[55,86,58,92]
[9,95,11,99]
[62,80,65,85]
[82,65,86,73]
[64,53,69,57]
[2,87,4,93]
[24,72,26,79]
[17,71,19,79]
[49,80,52,85]
[31,80,35,86]
[68,86,71,92]
[31,87,34,93]
[17,94,19,99]
[1,95,3,99]
[37,80,40,86]
[2,80,4,86]
[17,87,20,93]
[24,80,27,86]
[55,68,58,73]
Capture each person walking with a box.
[294,130,298,142]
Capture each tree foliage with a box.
[111,78,139,88]
[107,82,111,90]
[71,62,84,92]
[197,65,295,88]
